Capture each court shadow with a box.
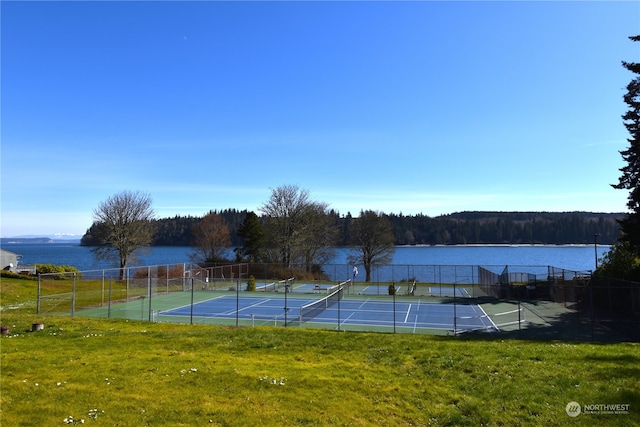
[435,297,635,342]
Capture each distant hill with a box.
[418,211,623,245]
[79,210,624,247]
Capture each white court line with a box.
[340,312,356,327]
[476,304,499,331]
[404,304,412,323]
[159,294,228,315]
[358,299,370,309]
[229,298,275,316]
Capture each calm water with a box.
[3,243,610,273]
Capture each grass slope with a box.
[1,277,638,426]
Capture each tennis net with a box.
[299,281,346,323]
[258,282,278,292]
[258,277,294,292]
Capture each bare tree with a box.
[260,184,337,270]
[348,210,396,282]
[298,201,338,272]
[260,184,311,267]
[190,212,231,264]
[91,191,155,279]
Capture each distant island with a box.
[1,237,56,244]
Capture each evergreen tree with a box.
[236,211,265,262]
[613,35,640,252]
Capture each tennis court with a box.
[42,261,627,340]
[155,287,514,334]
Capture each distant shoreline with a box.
[0,238,81,244]
[1,240,608,248]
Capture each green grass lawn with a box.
[1,276,638,426]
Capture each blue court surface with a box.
[157,294,498,333]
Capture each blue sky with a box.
[1,1,639,237]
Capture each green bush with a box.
[246,275,257,292]
[35,264,81,279]
[595,242,640,281]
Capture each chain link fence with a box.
[36,262,639,341]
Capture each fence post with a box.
[337,288,341,331]
[190,277,195,325]
[108,277,112,318]
[236,277,240,327]
[37,274,41,314]
[284,286,288,327]
[182,263,186,291]
[71,272,76,317]
[148,266,153,322]
[471,266,476,298]
[590,275,595,341]
[518,295,522,337]
[453,281,457,335]
[392,290,396,334]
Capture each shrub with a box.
[35,264,81,279]
[595,242,640,281]
[388,283,396,295]
[246,275,257,292]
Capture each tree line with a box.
[82,207,622,248]
[81,187,396,282]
